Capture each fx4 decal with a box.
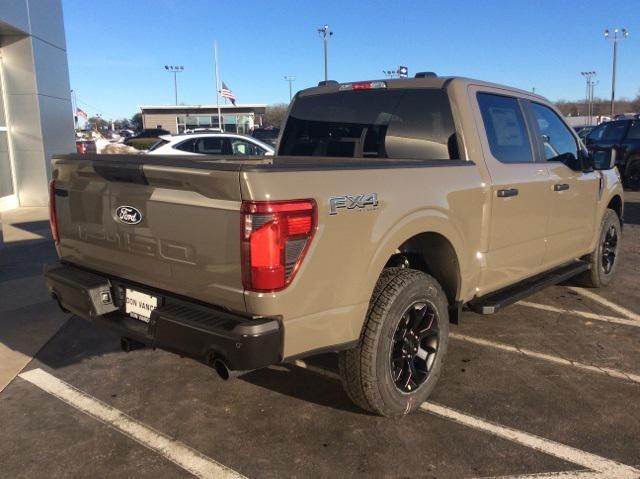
[329,193,379,215]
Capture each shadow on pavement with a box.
[9,220,52,236]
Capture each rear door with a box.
[527,102,599,265]
[473,90,552,294]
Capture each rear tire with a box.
[339,268,449,417]
[575,209,621,288]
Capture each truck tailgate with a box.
[52,155,246,313]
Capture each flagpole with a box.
[214,41,222,131]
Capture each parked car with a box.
[45,75,622,417]
[585,118,640,189]
[75,139,97,154]
[118,129,135,139]
[251,127,280,147]
[147,133,274,156]
[124,128,170,150]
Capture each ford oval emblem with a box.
[115,205,143,225]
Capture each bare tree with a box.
[263,104,289,128]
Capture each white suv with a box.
[147,133,275,156]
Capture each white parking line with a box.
[421,403,639,478]
[450,333,640,385]
[517,301,640,328]
[486,470,613,478]
[291,360,640,478]
[19,368,245,479]
[567,287,640,322]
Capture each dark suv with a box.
[586,118,640,189]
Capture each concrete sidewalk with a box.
[0,207,67,391]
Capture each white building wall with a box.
[0,0,75,209]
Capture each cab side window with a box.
[477,93,534,163]
[627,120,640,140]
[530,103,578,162]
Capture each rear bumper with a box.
[43,262,283,371]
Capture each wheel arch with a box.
[607,194,623,223]
[385,232,462,306]
[363,212,468,311]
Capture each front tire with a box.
[575,209,622,288]
[339,268,449,417]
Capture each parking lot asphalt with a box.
[1,193,639,479]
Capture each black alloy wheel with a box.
[390,301,439,393]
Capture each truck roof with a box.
[297,76,547,102]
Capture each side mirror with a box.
[554,152,583,171]
[590,149,617,170]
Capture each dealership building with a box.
[0,0,75,212]
[140,104,268,135]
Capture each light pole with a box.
[317,25,333,81]
[604,28,628,118]
[581,71,596,125]
[382,70,396,79]
[284,76,296,101]
[164,65,184,105]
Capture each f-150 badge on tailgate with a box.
[329,193,378,215]
[115,206,143,225]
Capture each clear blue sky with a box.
[62,0,640,120]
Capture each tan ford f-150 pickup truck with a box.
[44,74,623,417]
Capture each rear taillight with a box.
[76,142,87,154]
[49,179,59,242]
[241,199,316,292]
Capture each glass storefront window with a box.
[175,112,255,134]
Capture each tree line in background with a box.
[554,91,640,118]
[83,113,143,132]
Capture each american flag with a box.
[76,108,88,119]
[220,81,236,105]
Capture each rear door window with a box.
[195,137,228,154]
[279,88,459,160]
[477,93,534,163]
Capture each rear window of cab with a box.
[279,88,460,160]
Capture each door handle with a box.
[553,183,570,192]
[497,188,519,198]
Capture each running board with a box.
[468,261,590,315]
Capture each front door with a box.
[527,101,599,266]
[473,90,552,294]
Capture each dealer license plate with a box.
[125,288,158,322]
